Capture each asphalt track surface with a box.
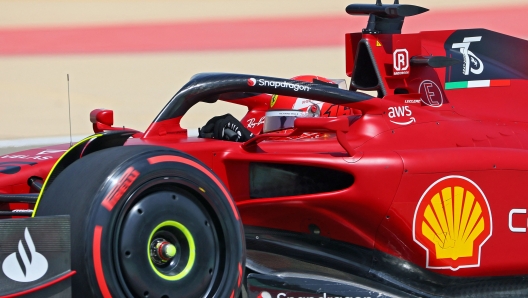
[0,0,526,153]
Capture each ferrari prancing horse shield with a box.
[413,176,492,271]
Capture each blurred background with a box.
[0,0,526,151]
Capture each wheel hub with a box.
[150,238,177,265]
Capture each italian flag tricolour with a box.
[445,79,510,90]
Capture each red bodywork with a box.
[2,22,528,281]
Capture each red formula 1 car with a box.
[1,1,528,297]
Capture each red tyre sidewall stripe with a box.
[147,155,239,220]
[238,263,242,287]
[93,225,112,298]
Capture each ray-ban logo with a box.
[2,228,48,282]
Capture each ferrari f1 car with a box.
[1,1,528,297]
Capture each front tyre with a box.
[35,145,244,298]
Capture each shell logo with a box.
[257,291,271,298]
[413,176,492,271]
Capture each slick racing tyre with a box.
[35,145,245,298]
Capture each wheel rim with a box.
[116,178,221,297]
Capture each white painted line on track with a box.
[0,135,87,148]
[0,129,201,149]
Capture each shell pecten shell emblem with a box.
[413,176,492,271]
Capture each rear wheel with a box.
[35,145,244,297]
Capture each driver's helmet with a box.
[263,75,351,133]
[268,75,336,116]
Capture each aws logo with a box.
[387,106,415,126]
[413,176,492,271]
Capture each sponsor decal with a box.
[509,209,528,232]
[36,149,67,155]
[390,118,415,125]
[387,106,415,126]
[270,94,278,107]
[445,30,528,85]
[258,292,370,298]
[419,80,444,107]
[393,49,409,75]
[413,176,492,271]
[2,228,48,282]
[248,78,311,92]
[247,117,265,129]
[101,166,140,211]
[452,36,484,76]
[1,154,52,160]
[376,40,382,47]
[258,291,272,298]
[404,99,421,104]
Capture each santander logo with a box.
[2,228,48,282]
[247,78,256,86]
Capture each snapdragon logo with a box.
[2,228,48,282]
[248,78,310,92]
[259,292,371,298]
